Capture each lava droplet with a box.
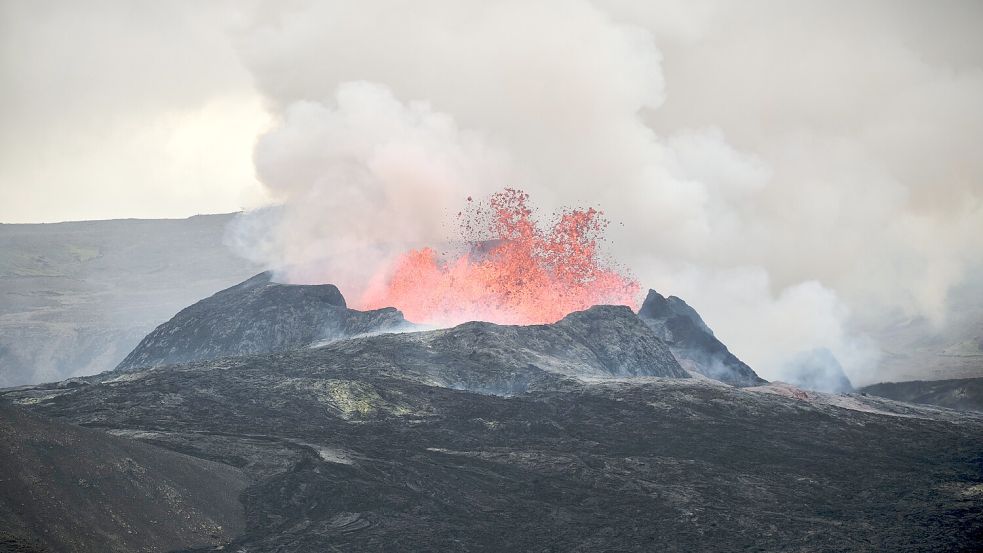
[359,188,641,325]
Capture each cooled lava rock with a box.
[115,272,411,371]
[0,401,247,553]
[637,289,766,387]
[4,282,982,552]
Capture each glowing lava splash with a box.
[359,188,641,325]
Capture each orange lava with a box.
[359,188,641,325]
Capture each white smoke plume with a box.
[227,82,510,295]
[227,0,983,385]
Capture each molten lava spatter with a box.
[359,189,641,325]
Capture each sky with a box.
[0,1,271,223]
[2,0,982,385]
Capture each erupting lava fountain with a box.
[359,188,641,326]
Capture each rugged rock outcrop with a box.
[0,401,247,553]
[298,305,688,395]
[115,272,411,371]
[417,305,689,382]
[637,290,766,386]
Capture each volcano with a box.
[2,275,981,552]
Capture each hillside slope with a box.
[0,401,248,553]
[869,277,983,383]
[861,377,983,412]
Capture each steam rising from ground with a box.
[229,0,983,385]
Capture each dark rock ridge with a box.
[0,401,247,553]
[323,304,688,394]
[115,272,411,371]
[637,289,766,386]
[780,348,854,394]
[861,377,983,412]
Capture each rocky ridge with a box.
[637,290,766,386]
[115,272,411,371]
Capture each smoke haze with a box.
[4,0,982,385]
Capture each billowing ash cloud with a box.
[228,0,983,386]
[227,81,510,296]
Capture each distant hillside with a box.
[861,378,983,412]
[0,214,260,386]
[869,277,983,383]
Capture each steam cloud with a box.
[228,0,983,386]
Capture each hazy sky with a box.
[3,1,980,225]
[0,1,271,223]
[2,0,982,384]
